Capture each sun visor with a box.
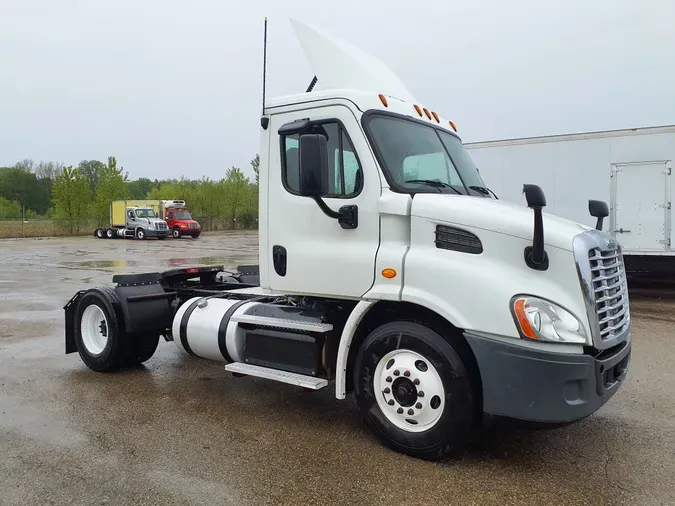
[290,18,417,103]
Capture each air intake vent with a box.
[435,225,483,254]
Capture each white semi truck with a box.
[63,19,631,460]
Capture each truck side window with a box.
[167,212,173,220]
[127,211,134,219]
[281,121,363,198]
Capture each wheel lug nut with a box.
[416,402,422,409]
[388,399,395,406]
[393,370,400,376]
[413,379,420,385]
[397,407,403,414]
[418,391,425,398]
[404,370,410,377]
[407,409,414,415]
[386,376,392,383]
[384,387,391,394]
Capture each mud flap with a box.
[64,290,85,354]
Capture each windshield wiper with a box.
[405,179,463,195]
[469,185,499,199]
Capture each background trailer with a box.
[466,125,675,276]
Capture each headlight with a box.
[510,295,588,344]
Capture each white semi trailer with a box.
[62,19,631,461]
[465,125,675,275]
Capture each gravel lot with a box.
[1,232,674,506]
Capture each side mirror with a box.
[588,199,609,231]
[522,184,548,271]
[298,133,329,197]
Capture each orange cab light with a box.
[431,111,440,123]
[381,268,397,279]
[422,108,432,120]
[378,94,388,107]
[513,299,537,339]
[413,105,423,117]
[449,121,457,132]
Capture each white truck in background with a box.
[63,18,631,461]
[465,126,675,276]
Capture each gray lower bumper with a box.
[464,332,631,423]
[146,229,169,237]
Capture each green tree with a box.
[0,166,51,215]
[127,177,157,199]
[0,196,22,219]
[52,166,92,233]
[250,154,260,185]
[78,160,106,196]
[92,156,129,226]
[223,167,250,228]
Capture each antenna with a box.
[262,16,268,115]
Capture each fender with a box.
[334,295,471,399]
[335,300,375,399]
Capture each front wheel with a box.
[136,228,146,240]
[353,321,476,461]
[191,231,200,238]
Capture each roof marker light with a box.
[431,111,440,123]
[423,108,432,120]
[449,121,457,132]
[378,94,388,107]
[414,105,423,117]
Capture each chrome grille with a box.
[156,222,167,230]
[589,246,629,341]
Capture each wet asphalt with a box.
[0,232,674,506]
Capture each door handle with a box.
[614,228,631,233]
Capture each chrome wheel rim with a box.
[373,349,445,432]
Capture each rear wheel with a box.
[353,321,476,461]
[106,228,115,239]
[95,228,104,239]
[123,332,160,366]
[172,227,181,239]
[74,288,128,371]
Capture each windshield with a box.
[173,211,192,220]
[363,113,487,196]
[135,208,156,218]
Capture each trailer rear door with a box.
[611,160,672,252]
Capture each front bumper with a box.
[146,228,169,238]
[465,331,631,424]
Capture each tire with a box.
[95,228,104,239]
[353,321,476,461]
[73,288,129,372]
[136,228,146,240]
[106,228,115,239]
[191,232,200,238]
[172,227,181,239]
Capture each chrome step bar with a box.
[224,362,328,390]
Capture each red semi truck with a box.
[161,200,201,238]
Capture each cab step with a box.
[224,362,328,390]
[230,314,333,333]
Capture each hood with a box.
[411,194,592,251]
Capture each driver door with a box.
[266,104,381,298]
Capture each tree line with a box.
[0,155,261,234]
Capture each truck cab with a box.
[125,206,169,239]
[65,19,631,461]
[163,207,201,238]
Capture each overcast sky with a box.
[1,0,673,181]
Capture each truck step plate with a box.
[230,314,333,333]
[224,363,328,390]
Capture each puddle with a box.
[165,256,239,267]
[62,260,140,269]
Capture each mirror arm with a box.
[313,197,341,219]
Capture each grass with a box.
[0,220,97,239]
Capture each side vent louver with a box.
[435,225,483,254]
